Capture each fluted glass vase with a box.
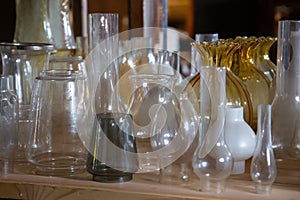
[231,37,270,130]
[253,37,277,103]
[191,40,253,126]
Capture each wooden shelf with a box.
[0,159,299,200]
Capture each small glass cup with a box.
[26,69,88,176]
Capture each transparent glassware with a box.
[26,69,88,176]
[272,20,300,161]
[14,0,76,50]
[192,66,233,194]
[191,40,253,127]
[0,42,54,161]
[143,0,168,49]
[85,13,139,183]
[126,72,197,176]
[195,33,219,42]
[0,75,18,176]
[251,104,277,195]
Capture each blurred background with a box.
[0,0,299,41]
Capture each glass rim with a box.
[37,69,84,81]
[0,42,54,51]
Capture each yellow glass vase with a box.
[253,37,277,103]
[191,40,253,126]
[231,37,270,130]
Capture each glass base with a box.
[199,178,225,194]
[30,153,86,176]
[255,183,272,195]
[93,174,133,183]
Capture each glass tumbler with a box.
[26,69,87,176]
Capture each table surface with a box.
[0,159,299,200]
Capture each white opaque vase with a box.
[225,105,256,174]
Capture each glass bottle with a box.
[0,75,18,176]
[192,66,233,194]
[272,20,300,161]
[0,42,54,161]
[251,104,277,195]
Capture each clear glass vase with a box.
[251,104,277,195]
[272,20,300,161]
[192,66,233,194]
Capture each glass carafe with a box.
[0,42,54,161]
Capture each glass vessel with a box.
[27,70,88,176]
[14,0,76,50]
[272,20,300,160]
[0,75,18,176]
[127,73,196,174]
[251,104,277,195]
[86,13,139,183]
[253,37,277,103]
[192,66,233,194]
[0,42,54,160]
[191,40,253,126]
[143,0,168,49]
[231,37,270,130]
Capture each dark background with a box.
[0,0,300,42]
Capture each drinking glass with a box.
[26,69,88,176]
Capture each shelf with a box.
[0,159,299,200]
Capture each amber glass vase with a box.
[253,37,277,103]
[231,37,270,130]
[192,40,253,126]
